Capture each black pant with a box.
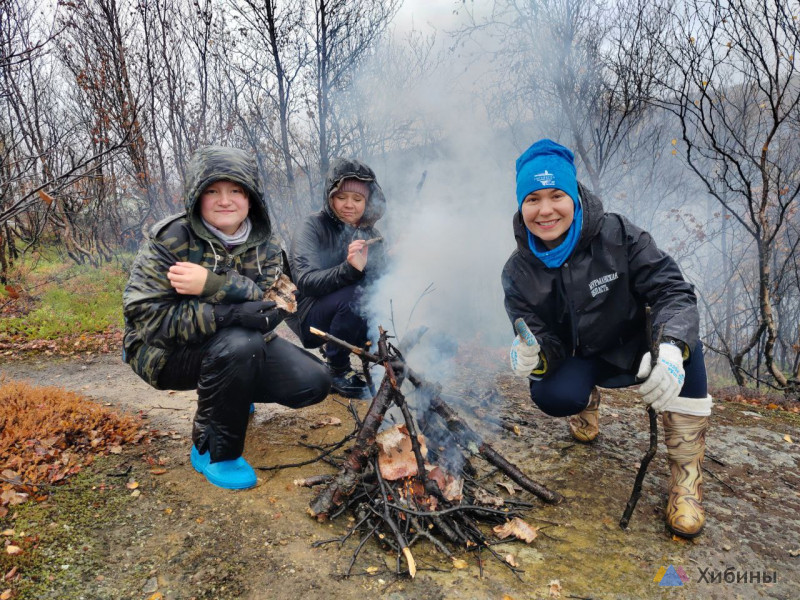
[299,284,368,372]
[158,327,330,462]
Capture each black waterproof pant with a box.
[298,284,368,372]
[158,327,331,462]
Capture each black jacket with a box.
[501,184,699,375]
[289,158,387,323]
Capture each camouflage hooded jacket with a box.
[122,146,285,388]
[289,158,387,323]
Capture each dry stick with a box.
[293,474,335,488]
[346,522,381,577]
[393,387,443,501]
[619,306,664,529]
[308,375,394,519]
[403,373,563,505]
[374,457,417,578]
[257,430,356,471]
[409,515,453,557]
[309,326,382,362]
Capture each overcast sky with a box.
[394,0,485,34]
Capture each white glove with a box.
[636,343,685,411]
[510,319,541,376]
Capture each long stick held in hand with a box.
[619,306,663,529]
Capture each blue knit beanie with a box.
[515,139,579,208]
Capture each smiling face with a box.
[520,187,575,249]
[330,190,366,225]
[199,180,250,235]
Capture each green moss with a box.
[0,260,128,340]
[1,455,147,599]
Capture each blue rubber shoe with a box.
[190,445,211,473]
[203,458,257,490]
[190,446,257,490]
[249,403,255,415]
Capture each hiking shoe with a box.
[568,388,601,443]
[190,445,257,490]
[330,369,372,400]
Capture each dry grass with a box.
[0,379,145,513]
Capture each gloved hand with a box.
[510,318,542,376]
[636,343,686,411]
[214,300,285,333]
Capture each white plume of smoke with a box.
[364,99,519,387]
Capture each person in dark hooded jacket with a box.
[289,158,387,399]
[123,146,330,491]
[502,139,712,539]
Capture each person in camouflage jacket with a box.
[123,146,330,490]
[289,158,387,400]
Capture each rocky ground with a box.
[1,348,798,600]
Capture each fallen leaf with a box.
[4,566,17,581]
[493,518,539,543]
[766,403,779,410]
[1,530,13,537]
[147,593,163,600]
[163,508,173,515]
[126,481,139,490]
[366,566,379,574]
[784,435,794,444]
[502,596,516,600]
[149,468,167,475]
[310,416,342,429]
[1,589,11,600]
[473,487,504,507]
[549,579,562,598]
[496,481,517,496]
[789,548,800,557]
[130,490,141,498]
[504,554,518,567]
[451,558,468,569]
[109,445,123,454]
[5,546,22,556]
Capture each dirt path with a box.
[2,352,799,600]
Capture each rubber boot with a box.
[568,388,601,443]
[191,445,257,490]
[662,411,709,538]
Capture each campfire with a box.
[293,327,562,578]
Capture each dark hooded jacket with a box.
[122,146,286,387]
[289,158,387,324]
[502,183,699,376]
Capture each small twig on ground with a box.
[702,466,735,493]
[257,431,355,471]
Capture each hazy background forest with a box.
[1,0,798,396]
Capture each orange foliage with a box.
[0,380,145,511]
[713,385,800,413]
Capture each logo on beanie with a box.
[534,170,556,187]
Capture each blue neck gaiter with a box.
[527,194,583,268]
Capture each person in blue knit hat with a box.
[501,139,713,539]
